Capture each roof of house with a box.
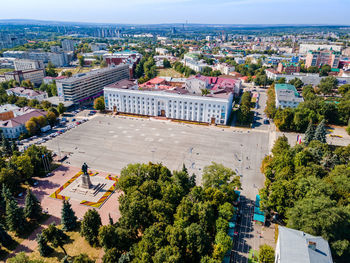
[278,226,333,263]
[7,87,46,97]
[0,108,47,128]
[105,79,137,90]
[0,104,20,114]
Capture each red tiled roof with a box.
[0,109,47,128]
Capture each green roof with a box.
[275,83,299,97]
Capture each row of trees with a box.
[265,82,350,132]
[259,136,350,262]
[91,162,241,263]
[172,61,196,77]
[236,91,253,126]
[135,56,157,84]
[0,143,53,190]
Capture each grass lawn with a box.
[248,249,259,263]
[28,227,102,263]
[157,68,184,78]
[0,68,13,74]
[0,214,50,261]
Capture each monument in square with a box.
[81,162,92,189]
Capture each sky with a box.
[1,0,349,25]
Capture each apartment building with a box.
[275,84,304,109]
[14,59,44,71]
[1,69,45,85]
[299,44,342,54]
[103,51,142,78]
[61,39,78,52]
[305,50,340,68]
[104,79,234,125]
[56,65,129,103]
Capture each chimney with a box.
[308,241,316,251]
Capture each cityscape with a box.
[0,1,349,263]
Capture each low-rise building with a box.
[0,108,47,138]
[0,104,20,121]
[56,65,129,103]
[275,226,333,263]
[275,84,303,109]
[214,63,235,75]
[277,62,300,74]
[2,69,45,85]
[6,87,48,101]
[104,78,234,125]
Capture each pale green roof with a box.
[275,83,299,97]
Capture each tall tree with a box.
[314,119,327,143]
[93,97,105,112]
[24,188,42,219]
[0,223,12,247]
[304,121,315,145]
[42,223,69,255]
[36,232,53,257]
[259,244,275,263]
[81,209,102,246]
[6,198,26,235]
[1,133,11,156]
[61,200,77,231]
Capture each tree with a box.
[338,84,350,97]
[61,200,77,231]
[11,140,18,153]
[93,97,105,112]
[46,111,57,126]
[307,66,319,73]
[100,60,107,68]
[7,252,43,263]
[37,232,53,257]
[259,244,274,263]
[0,223,12,247]
[78,55,85,67]
[163,59,171,68]
[57,102,66,115]
[202,162,240,189]
[102,248,121,263]
[42,223,69,255]
[304,121,315,145]
[289,78,303,90]
[2,133,11,156]
[46,61,58,77]
[24,188,42,219]
[81,209,102,246]
[319,76,338,94]
[6,198,26,235]
[25,120,38,135]
[73,253,95,263]
[314,119,327,143]
[319,64,331,77]
[66,71,73,77]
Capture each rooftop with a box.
[278,226,333,263]
[0,108,47,128]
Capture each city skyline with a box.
[1,0,349,25]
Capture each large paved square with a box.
[44,115,270,199]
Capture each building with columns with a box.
[104,79,234,125]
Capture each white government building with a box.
[104,79,234,125]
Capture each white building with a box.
[299,44,343,54]
[90,43,108,52]
[14,59,44,71]
[56,65,129,103]
[275,226,333,263]
[215,63,235,75]
[62,39,78,52]
[275,84,304,109]
[104,79,234,125]
[155,48,169,55]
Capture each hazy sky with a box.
[1,0,349,24]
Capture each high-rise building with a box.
[14,59,44,71]
[61,39,78,52]
[56,65,129,103]
[305,49,340,68]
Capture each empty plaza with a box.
[44,115,270,199]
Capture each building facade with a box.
[305,50,340,68]
[275,84,304,109]
[6,87,48,101]
[61,39,78,52]
[2,69,45,85]
[14,59,44,71]
[277,62,300,74]
[56,65,130,103]
[104,80,234,125]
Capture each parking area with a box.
[43,114,269,199]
